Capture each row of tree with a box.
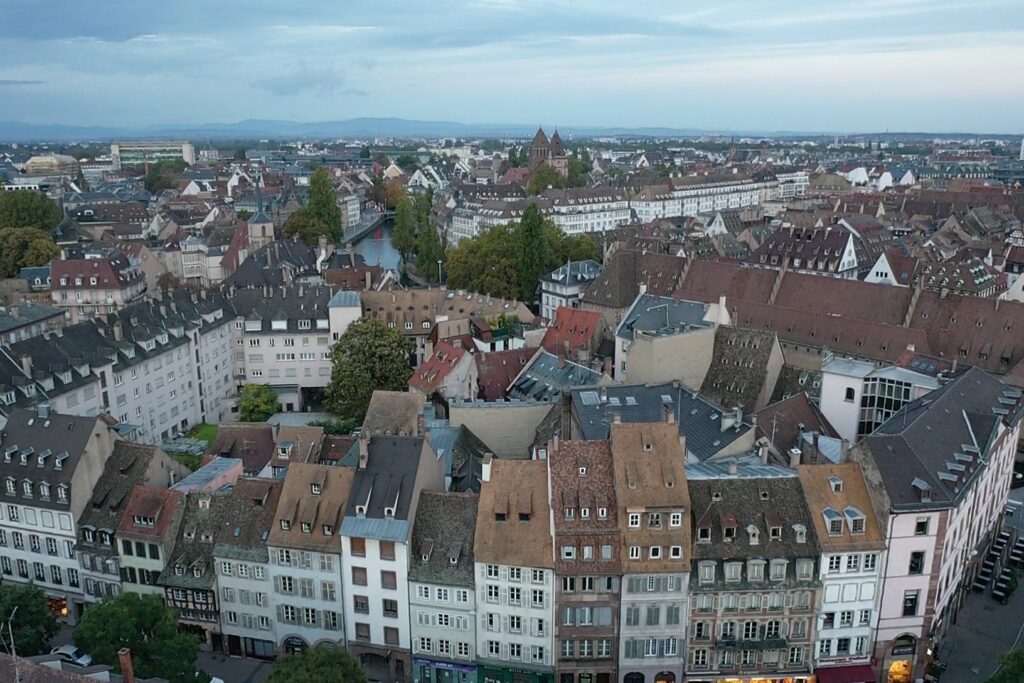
[446,202,601,301]
[0,190,63,277]
[283,166,344,245]
[0,583,369,683]
[392,189,444,283]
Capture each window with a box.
[692,649,708,667]
[628,513,640,528]
[648,512,661,528]
[699,562,715,584]
[864,553,878,572]
[350,537,366,556]
[379,541,396,560]
[828,555,842,573]
[844,386,855,402]
[381,570,397,589]
[351,567,367,586]
[902,590,919,617]
[839,610,853,627]
[486,564,499,579]
[860,609,871,626]
[562,546,576,560]
[383,599,399,618]
[670,512,682,527]
[649,546,662,559]
[847,553,860,572]
[915,517,930,535]
[531,589,544,608]
[629,546,640,560]
[725,562,742,582]
[354,595,369,614]
[788,647,803,664]
[697,526,711,543]
[693,621,710,640]
[748,560,765,581]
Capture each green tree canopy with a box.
[283,208,332,246]
[566,149,591,188]
[238,383,279,422]
[395,154,419,172]
[0,227,60,277]
[307,167,342,242]
[359,145,371,159]
[989,647,1024,682]
[325,318,413,422]
[444,207,601,302]
[0,191,63,232]
[236,209,253,221]
[0,583,58,655]
[517,203,547,302]
[142,159,188,193]
[268,644,368,683]
[74,593,201,683]
[416,221,445,284]
[392,197,417,258]
[527,163,565,195]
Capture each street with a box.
[940,489,1024,681]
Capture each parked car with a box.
[50,645,92,667]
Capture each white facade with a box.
[341,536,413,651]
[474,562,556,671]
[0,500,81,612]
[814,550,882,667]
[409,580,478,678]
[268,546,347,649]
[618,573,689,683]
[217,555,278,658]
[233,317,334,397]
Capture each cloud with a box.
[0,79,44,86]
[251,66,367,97]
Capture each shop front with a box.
[478,662,555,683]
[414,656,476,683]
[814,663,877,683]
[882,636,918,683]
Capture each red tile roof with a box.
[409,340,469,394]
[541,307,603,355]
[474,347,536,401]
[117,485,183,541]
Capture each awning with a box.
[815,664,877,683]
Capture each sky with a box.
[1,0,1024,134]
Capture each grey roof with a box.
[171,456,240,493]
[688,476,820,564]
[616,293,712,341]
[77,442,159,536]
[541,259,603,287]
[328,290,361,308]
[508,350,604,402]
[0,407,101,511]
[267,412,335,427]
[686,455,798,480]
[340,516,411,543]
[226,285,332,333]
[344,435,424,527]
[223,241,319,289]
[571,382,753,462]
[0,302,62,334]
[427,424,490,493]
[409,491,478,587]
[861,367,1023,510]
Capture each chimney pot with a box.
[481,453,493,482]
[118,648,135,683]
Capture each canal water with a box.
[353,219,401,272]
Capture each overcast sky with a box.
[2,0,1023,133]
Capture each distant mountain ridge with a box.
[0,118,1015,143]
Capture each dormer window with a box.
[844,506,866,534]
[723,526,736,542]
[823,507,843,536]
[4,478,14,494]
[83,528,95,543]
[828,476,843,493]
[39,483,50,499]
[322,525,334,536]
[280,519,291,531]
[564,507,574,520]
[793,524,807,544]
[174,564,184,576]
[697,525,711,543]
[200,532,212,542]
[578,466,587,476]
[597,507,607,519]
[747,524,760,545]
[100,532,111,546]
[311,483,321,495]
[580,507,590,519]
[193,566,202,577]
[301,523,312,534]
[385,506,396,518]
[22,481,32,497]
[648,513,661,528]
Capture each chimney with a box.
[728,459,738,476]
[758,440,769,464]
[118,648,135,683]
[612,411,622,425]
[664,403,675,425]
[357,433,369,469]
[481,452,493,482]
[365,270,372,291]
[734,406,743,426]
[20,354,31,375]
[113,323,123,343]
[9,305,18,319]
[36,403,50,419]
[788,447,802,468]
[298,285,304,298]
[551,434,559,456]
[906,343,915,353]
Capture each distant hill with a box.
[0,118,1016,143]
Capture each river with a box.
[353,220,401,272]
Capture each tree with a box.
[395,154,419,172]
[0,227,60,277]
[444,211,601,302]
[307,167,342,242]
[567,149,591,188]
[527,164,564,195]
[268,644,367,683]
[0,583,58,655]
[517,203,547,302]
[391,197,417,259]
[384,179,407,209]
[988,647,1024,682]
[237,209,253,221]
[0,191,62,232]
[283,208,332,246]
[359,145,371,159]
[238,383,279,422]
[142,159,188,194]
[75,592,202,683]
[325,318,413,421]
[416,221,445,284]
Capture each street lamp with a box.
[437,259,443,284]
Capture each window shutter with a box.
[739,595,747,609]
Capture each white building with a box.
[539,260,603,322]
[0,407,119,623]
[474,458,556,683]
[797,464,885,681]
[409,491,480,683]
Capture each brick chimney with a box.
[118,648,135,683]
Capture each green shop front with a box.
[414,656,477,683]
[478,661,554,683]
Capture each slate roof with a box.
[427,423,490,493]
[362,390,423,436]
[342,436,426,541]
[616,293,712,341]
[77,442,162,550]
[541,259,603,288]
[409,491,478,587]
[223,240,318,289]
[699,327,778,411]
[508,349,604,402]
[0,408,102,511]
[688,476,821,562]
[0,301,63,335]
[756,392,839,456]
[572,382,752,462]
[213,478,282,562]
[227,285,331,333]
[859,367,1023,510]
[580,250,687,309]
[474,348,535,401]
[205,424,275,475]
